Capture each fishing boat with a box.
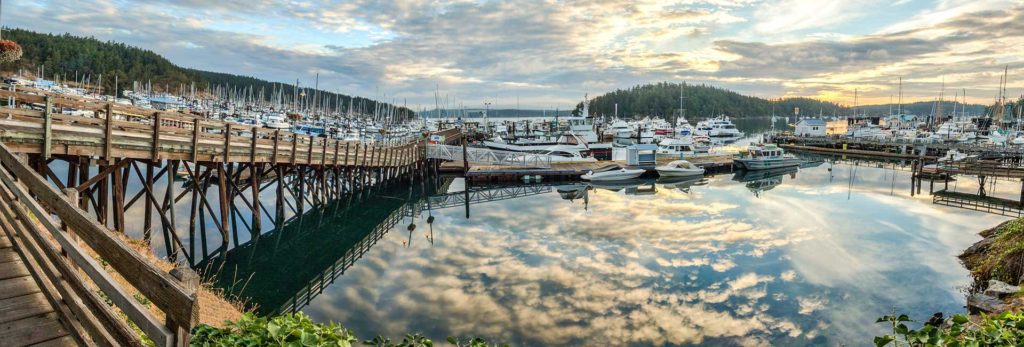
[733,144,802,170]
[655,160,705,177]
[580,165,646,181]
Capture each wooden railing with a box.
[0,141,198,347]
[0,88,431,166]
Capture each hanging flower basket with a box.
[0,40,22,63]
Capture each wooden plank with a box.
[0,293,53,325]
[0,177,149,347]
[0,312,70,346]
[29,335,79,347]
[0,142,196,330]
[0,277,39,298]
[0,236,10,248]
[0,260,30,280]
[1,248,20,263]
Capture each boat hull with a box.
[581,169,646,181]
[655,167,705,177]
[733,158,802,170]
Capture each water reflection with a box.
[209,153,1009,346]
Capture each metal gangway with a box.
[426,143,552,168]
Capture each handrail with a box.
[0,87,441,165]
[0,141,197,346]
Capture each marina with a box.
[1,1,1024,345]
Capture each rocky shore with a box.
[960,219,1024,315]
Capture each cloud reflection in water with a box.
[301,162,1005,346]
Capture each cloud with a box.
[7,0,1022,111]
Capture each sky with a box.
[4,0,1024,110]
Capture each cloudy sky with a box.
[6,0,1023,109]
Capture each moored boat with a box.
[655,160,705,177]
[733,144,801,170]
[580,165,646,181]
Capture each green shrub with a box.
[191,313,507,347]
[875,312,1024,346]
[191,313,357,346]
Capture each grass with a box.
[961,218,1024,287]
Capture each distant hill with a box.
[859,101,987,117]
[418,108,574,118]
[577,81,989,120]
[0,28,414,117]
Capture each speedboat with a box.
[733,144,802,170]
[655,160,705,177]
[580,165,646,181]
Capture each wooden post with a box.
[223,123,232,163]
[250,127,258,164]
[168,265,199,347]
[462,136,469,175]
[192,120,201,162]
[104,103,115,165]
[291,134,298,165]
[217,163,230,247]
[42,96,53,159]
[144,160,154,242]
[151,112,162,162]
[112,159,126,233]
[272,130,280,164]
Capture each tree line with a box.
[0,28,414,117]
[576,81,988,120]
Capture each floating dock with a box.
[442,154,736,182]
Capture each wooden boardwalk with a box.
[0,235,78,347]
[0,86,459,346]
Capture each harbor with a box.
[2,1,1024,345]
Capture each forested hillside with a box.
[578,82,988,119]
[0,28,413,116]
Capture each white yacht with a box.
[481,132,598,162]
[263,113,291,130]
[929,121,977,142]
[702,116,744,137]
[845,123,882,139]
[656,138,711,157]
[608,120,633,139]
[733,144,801,170]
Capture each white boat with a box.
[656,138,711,157]
[733,144,802,170]
[701,116,744,137]
[656,160,705,177]
[580,165,646,181]
[263,113,291,130]
[845,123,881,139]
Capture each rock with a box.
[967,293,1007,314]
[984,280,1021,298]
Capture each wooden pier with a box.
[0,87,461,346]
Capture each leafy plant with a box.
[191,313,357,347]
[191,313,506,347]
[875,312,1024,346]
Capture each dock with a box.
[442,154,736,182]
[0,86,461,346]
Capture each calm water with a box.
[198,118,1014,346]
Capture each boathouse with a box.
[795,118,826,136]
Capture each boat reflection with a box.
[587,178,657,194]
[732,166,799,197]
[657,176,708,193]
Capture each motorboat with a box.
[701,116,744,137]
[733,144,802,170]
[655,160,705,177]
[656,138,711,158]
[263,113,291,130]
[580,165,646,181]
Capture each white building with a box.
[795,118,826,136]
